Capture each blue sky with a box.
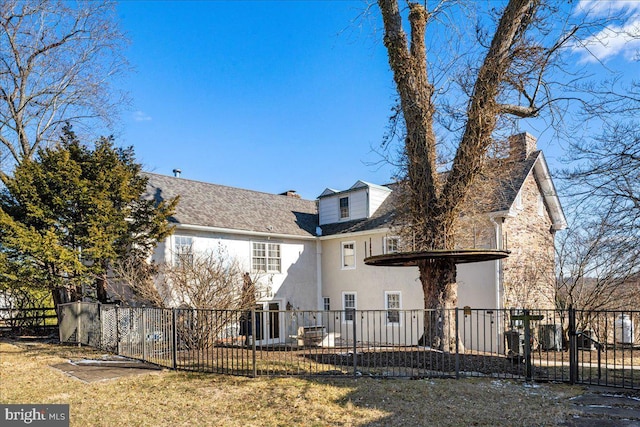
[115,1,640,200]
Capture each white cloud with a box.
[133,111,152,122]
[572,1,640,63]
[575,0,640,18]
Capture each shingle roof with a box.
[488,151,541,212]
[143,151,563,240]
[143,173,318,237]
[318,153,544,236]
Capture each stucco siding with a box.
[457,261,499,309]
[162,229,318,310]
[321,232,424,312]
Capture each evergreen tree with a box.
[0,127,177,305]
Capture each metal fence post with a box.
[569,307,577,384]
[523,309,532,381]
[172,308,178,370]
[455,308,460,380]
[251,309,257,378]
[351,309,357,377]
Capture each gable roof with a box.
[486,151,566,230]
[144,173,318,238]
[318,151,566,236]
[318,180,392,199]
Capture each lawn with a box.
[0,340,582,426]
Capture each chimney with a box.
[279,190,300,198]
[509,132,537,160]
[172,168,181,178]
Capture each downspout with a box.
[316,237,323,311]
[490,215,504,353]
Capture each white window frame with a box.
[173,235,194,267]
[385,291,402,325]
[252,242,281,273]
[323,296,330,311]
[339,196,350,220]
[342,292,356,323]
[384,236,400,254]
[341,241,356,270]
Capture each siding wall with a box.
[158,230,318,310]
[318,197,339,225]
[369,186,391,216]
[320,232,498,312]
[319,189,369,225]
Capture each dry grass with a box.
[0,340,582,426]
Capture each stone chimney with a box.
[509,132,537,160]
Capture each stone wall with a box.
[501,172,556,309]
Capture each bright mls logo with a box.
[1,405,69,426]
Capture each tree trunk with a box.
[96,263,109,303]
[418,258,458,352]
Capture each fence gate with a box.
[569,308,639,390]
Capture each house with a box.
[141,133,566,348]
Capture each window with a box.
[343,292,356,322]
[339,197,349,219]
[174,236,193,267]
[323,297,330,311]
[384,236,399,254]
[341,242,355,269]
[385,291,401,324]
[252,242,281,273]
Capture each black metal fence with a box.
[0,307,58,336]
[57,302,639,389]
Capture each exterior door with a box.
[255,301,282,345]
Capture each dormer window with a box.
[339,197,349,219]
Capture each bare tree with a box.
[160,246,263,310]
[556,212,640,315]
[377,0,582,350]
[110,256,166,308]
[134,244,266,350]
[0,0,128,182]
[564,123,640,238]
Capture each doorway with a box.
[254,301,282,345]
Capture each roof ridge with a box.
[143,171,316,202]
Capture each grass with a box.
[0,340,583,427]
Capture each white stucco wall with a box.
[457,261,499,309]
[160,228,318,310]
[320,232,424,312]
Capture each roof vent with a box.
[172,168,182,178]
